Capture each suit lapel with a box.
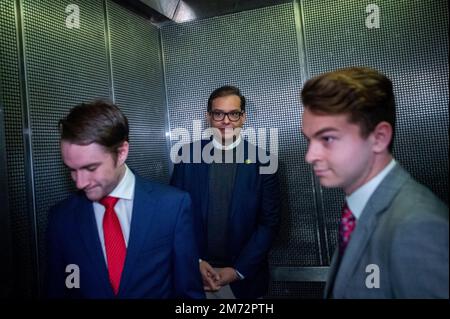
[229,140,254,222]
[118,176,156,296]
[333,213,378,297]
[77,194,112,297]
[229,163,251,222]
[323,249,339,298]
[332,164,410,297]
[197,139,211,227]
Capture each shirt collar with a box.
[212,134,242,151]
[109,164,135,201]
[346,159,397,220]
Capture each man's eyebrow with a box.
[64,162,101,170]
[211,108,242,112]
[81,163,101,169]
[307,127,340,138]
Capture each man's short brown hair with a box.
[59,100,129,156]
[301,67,396,152]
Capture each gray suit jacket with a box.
[324,164,449,299]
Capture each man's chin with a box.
[317,177,340,189]
[84,189,103,202]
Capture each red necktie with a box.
[338,202,356,256]
[100,196,126,295]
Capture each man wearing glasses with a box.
[171,85,280,298]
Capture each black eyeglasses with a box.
[209,111,244,122]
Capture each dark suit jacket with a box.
[170,139,281,298]
[46,174,205,299]
[325,164,449,298]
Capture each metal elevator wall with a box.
[0,6,13,295]
[0,0,34,297]
[0,0,448,298]
[0,0,168,297]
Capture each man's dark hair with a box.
[59,100,129,156]
[207,85,246,112]
[301,66,396,152]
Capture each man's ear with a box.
[117,141,129,165]
[241,112,247,124]
[206,112,212,125]
[371,121,393,153]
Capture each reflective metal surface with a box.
[115,0,293,24]
[271,266,329,282]
[172,0,292,22]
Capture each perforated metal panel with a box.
[162,3,322,269]
[267,281,325,299]
[302,0,449,259]
[0,91,12,297]
[107,0,169,183]
[21,0,111,290]
[0,0,34,297]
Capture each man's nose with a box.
[74,171,90,190]
[222,114,231,124]
[305,142,320,165]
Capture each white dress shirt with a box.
[346,159,397,220]
[93,164,135,261]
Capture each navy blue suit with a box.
[170,140,280,298]
[46,175,204,298]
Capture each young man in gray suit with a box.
[301,66,448,298]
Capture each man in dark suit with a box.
[301,67,449,298]
[46,100,204,298]
[170,85,280,298]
